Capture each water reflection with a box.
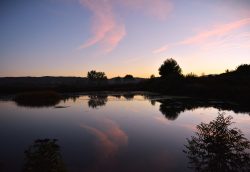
[112,94,122,99]
[23,139,67,172]
[155,98,250,120]
[122,93,135,100]
[159,100,185,120]
[81,118,128,158]
[184,113,250,172]
[0,93,250,172]
[65,93,250,120]
[10,92,250,119]
[88,95,108,109]
[80,118,128,171]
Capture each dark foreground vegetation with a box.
[1,58,250,104]
[14,91,61,107]
[23,139,67,172]
[184,113,250,172]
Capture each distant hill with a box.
[0,77,87,87]
[0,76,146,93]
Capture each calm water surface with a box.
[0,93,250,171]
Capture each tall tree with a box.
[158,58,182,78]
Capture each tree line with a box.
[87,70,135,80]
[87,58,250,80]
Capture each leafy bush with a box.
[184,113,250,172]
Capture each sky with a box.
[0,0,250,78]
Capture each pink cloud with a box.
[79,0,124,51]
[153,44,170,54]
[119,0,172,20]
[79,0,172,52]
[180,18,250,45]
[153,17,250,53]
[102,24,126,52]
[201,31,250,50]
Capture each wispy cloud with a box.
[201,31,250,50]
[153,17,250,53]
[79,0,172,52]
[119,0,172,20]
[153,44,170,54]
[78,0,125,52]
[180,18,250,45]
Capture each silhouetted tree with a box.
[184,113,250,172]
[185,72,198,78]
[150,74,155,79]
[87,70,107,80]
[124,74,134,80]
[235,64,250,74]
[23,139,67,172]
[159,58,182,78]
[88,95,108,109]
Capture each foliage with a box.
[235,64,250,74]
[23,139,67,172]
[158,58,182,78]
[15,91,61,107]
[87,70,107,80]
[185,72,198,78]
[184,113,250,172]
[124,74,134,80]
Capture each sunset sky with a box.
[1,0,250,78]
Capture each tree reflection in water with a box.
[155,97,250,121]
[23,139,67,172]
[184,113,250,172]
[88,95,108,109]
[123,93,135,100]
[159,100,186,120]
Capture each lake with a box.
[0,92,250,172]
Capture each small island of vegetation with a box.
[14,91,61,107]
